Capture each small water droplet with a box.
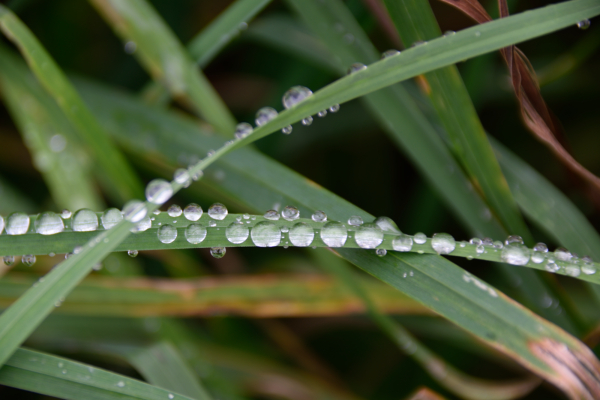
[174,169,191,187]
[35,212,64,235]
[355,223,383,249]
[470,237,482,245]
[72,209,98,232]
[392,235,412,251]
[443,30,456,37]
[476,245,485,254]
[264,210,280,221]
[505,235,524,245]
[412,40,427,47]
[474,31,481,37]
[376,248,387,257]
[501,243,530,265]
[565,265,580,277]
[183,203,203,221]
[482,237,493,246]
[493,241,503,249]
[157,225,177,244]
[168,204,182,217]
[251,221,281,247]
[311,210,327,222]
[282,86,313,109]
[301,116,313,126]
[127,250,138,258]
[431,233,455,254]
[554,247,572,262]
[208,220,217,227]
[413,232,426,244]
[329,104,340,113]
[208,203,228,220]
[131,216,151,233]
[281,206,299,221]
[373,216,400,234]
[185,224,207,244]
[124,41,137,54]
[6,212,30,235]
[582,261,596,275]
[3,255,15,266]
[168,394,175,400]
[347,215,363,226]
[226,221,249,244]
[281,125,293,134]
[317,110,327,117]
[577,19,591,29]
[289,222,314,247]
[61,209,72,219]
[123,200,147,223]
[321,222,348,247]
[146,179,173,205]
[49,134,67,152]
[381,49,400,59]
[117,381,125,388]
[347,63,367,74]
[210,247,226,258]
[22,254,36,266]
[234,122,253,139]
[188,168,203,181]
[255,107,278,127]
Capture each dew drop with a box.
[251,221,281,247]
[168,204,182,217]
[373,216,400,234]
[281,125,293,134]
[493,241,503,249]
[61,209,72,219]
[189,168,203,181]
[565,265,580,277]
[6,212,30,235]
[289,222,314,247]
[354,223,383,249]
[443,30,456,37]
[280,226,289,233]
[117,381,125,388]
[476,245,485,254]
[347,63,367,74]
[482,237,493,246]
[501,243,530,265]
[3,255,15,266]
[146,179,173,205]
[157,225,177,244]
[413,232,426,244]
[577,19,591,29]
[185,224,207,244]
[301,116,313,126]
[282,86,313,109]
[347,215,363,226]
[582,261,596,275]
[124,40,136,54]
[234,122,253,140]
[131,216,151,233]
[311,210,327,222]
[470,237,482,245]
[412,40,427,47]
[376,248,387,257]
[431,233,455,254]
[208,221,217,227]
[210,247,226,258]
[128,250,138,258]
[123,200,147,223]
[174,168,191,187]
[255,107,278,127]
[504,235,524,245]
[35,212,64,235]
[554,247,572,262]
[101,208,123,230]
[317,110,327,117]
[22,254,36,266]
[183,203,203,221]
[281,205,299,221]
[329,104,340,113]
[72,209,98,232]
[264,210,280,221]
[381,49,400,59]
[226,221,249,244]
[168,394,175,400]
[208,203,228,220]
[392,236,412,251]
[320,222,348,247]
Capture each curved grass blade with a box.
[0,347,196,400]
[141,0,273,105]
[0,5,142,203]
[0,47,103,211]
[89,0,236,135]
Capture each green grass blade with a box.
[127,341,212,400]
[89,0,236,135]
[0,5,143,203]
[0,347,196,400]
[0,47,104,211]
[382,0,531,241]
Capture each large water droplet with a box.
[311,210,327,222]
[168,205,182,217]
[226,221,249,244]
[554,248,572,262]
[174,168,191,187]
[282,86,313,109]
[6,212,30,235]
[413,233,426,244]
[157,225,177,244]
[281,206,299,221]
[72,209,98,232]
[35,212,64,235]
[381,49,400,59]
[210,247,226,258]
[347,63,367,74]
[289,222,314,247]
[3,255,15,266]
[123,200,147,223]
[392,236,412,251]
[264,210,280,221]
[320,222,347,247]
[234,122,253,139]
[431,233,455,254]
[22,254,36,266]
[146,179,173,205]
[128,250,138,258]
[577,19,591,29]
[255,107,278,127]
[183,203,203,221]
[354,223,383,249]
[251,221,281,247]
[185,224,207,244]
[501,243,530,265]
[347,216,363,226]
[101,208,123,230]
[374,216,400,234]
[131,216,151,233]
[504,235,524,245]
[208,203,228,220]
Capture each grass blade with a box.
[89,0,236,135]
[0,5,142,203]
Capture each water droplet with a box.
[124,41,137,54]
[101,208,123,230]
[183,203,203,221]
[317,110,327,117]
[282,86,313,109]
[348,215,363,226]
[153,210,161,215]
[577,19,591,29]
[301,116,313,126]
[281,125,293,134]
[565,265,580,277]
[128,250,138,258]
[146,179,173,205]
[72,209,98,232]
[392,236,412,251]
[504,235,524,245]
[544,260,560,273]
[355,223,383,249]
[35,212,64,235]
[251,221,281,247]
[255,107,278,127]
[381,49,400,59]
[157,225,177,244]
[123,200,147,223]
[174,169,191,187]
[131,216,151,233]
[493,241,503,249]
[61,209,72,219]
[413,233,426,244]
[3,255,15,266]
[431,233,455,254]
[554,247,572,262]
[311,210,327,222]
[482,237,493,246]
[6,212,30,235]
[22,254,36,266]
[281,206,299,221]
[443,30,456,37]
[289,222,314,247]
[117,381,125,388]
[373,216,400,234]
[185,224,207,244]
[168,394,175,399]
[208,203,228,220]
[226,221,249,244]
[376,248,387,257]
[412,40,427,47]
[501,243,530,265]
[243,214,250,219]
[189,168,203,181]
[207,150,216,158]
[280,226,289,233]
[476,245,485,254]
[210,247,226,258]
[168,205,182,217]
[329,104,340,113]
[347,63,367,74]
[474,31,481,37]
[49,134,67,152]
[320,222,347,247]
[234,122,253,139]
[208,221,216,227]
[264,210,280,221]
[470,237,482,245]
[582,261,596,275]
